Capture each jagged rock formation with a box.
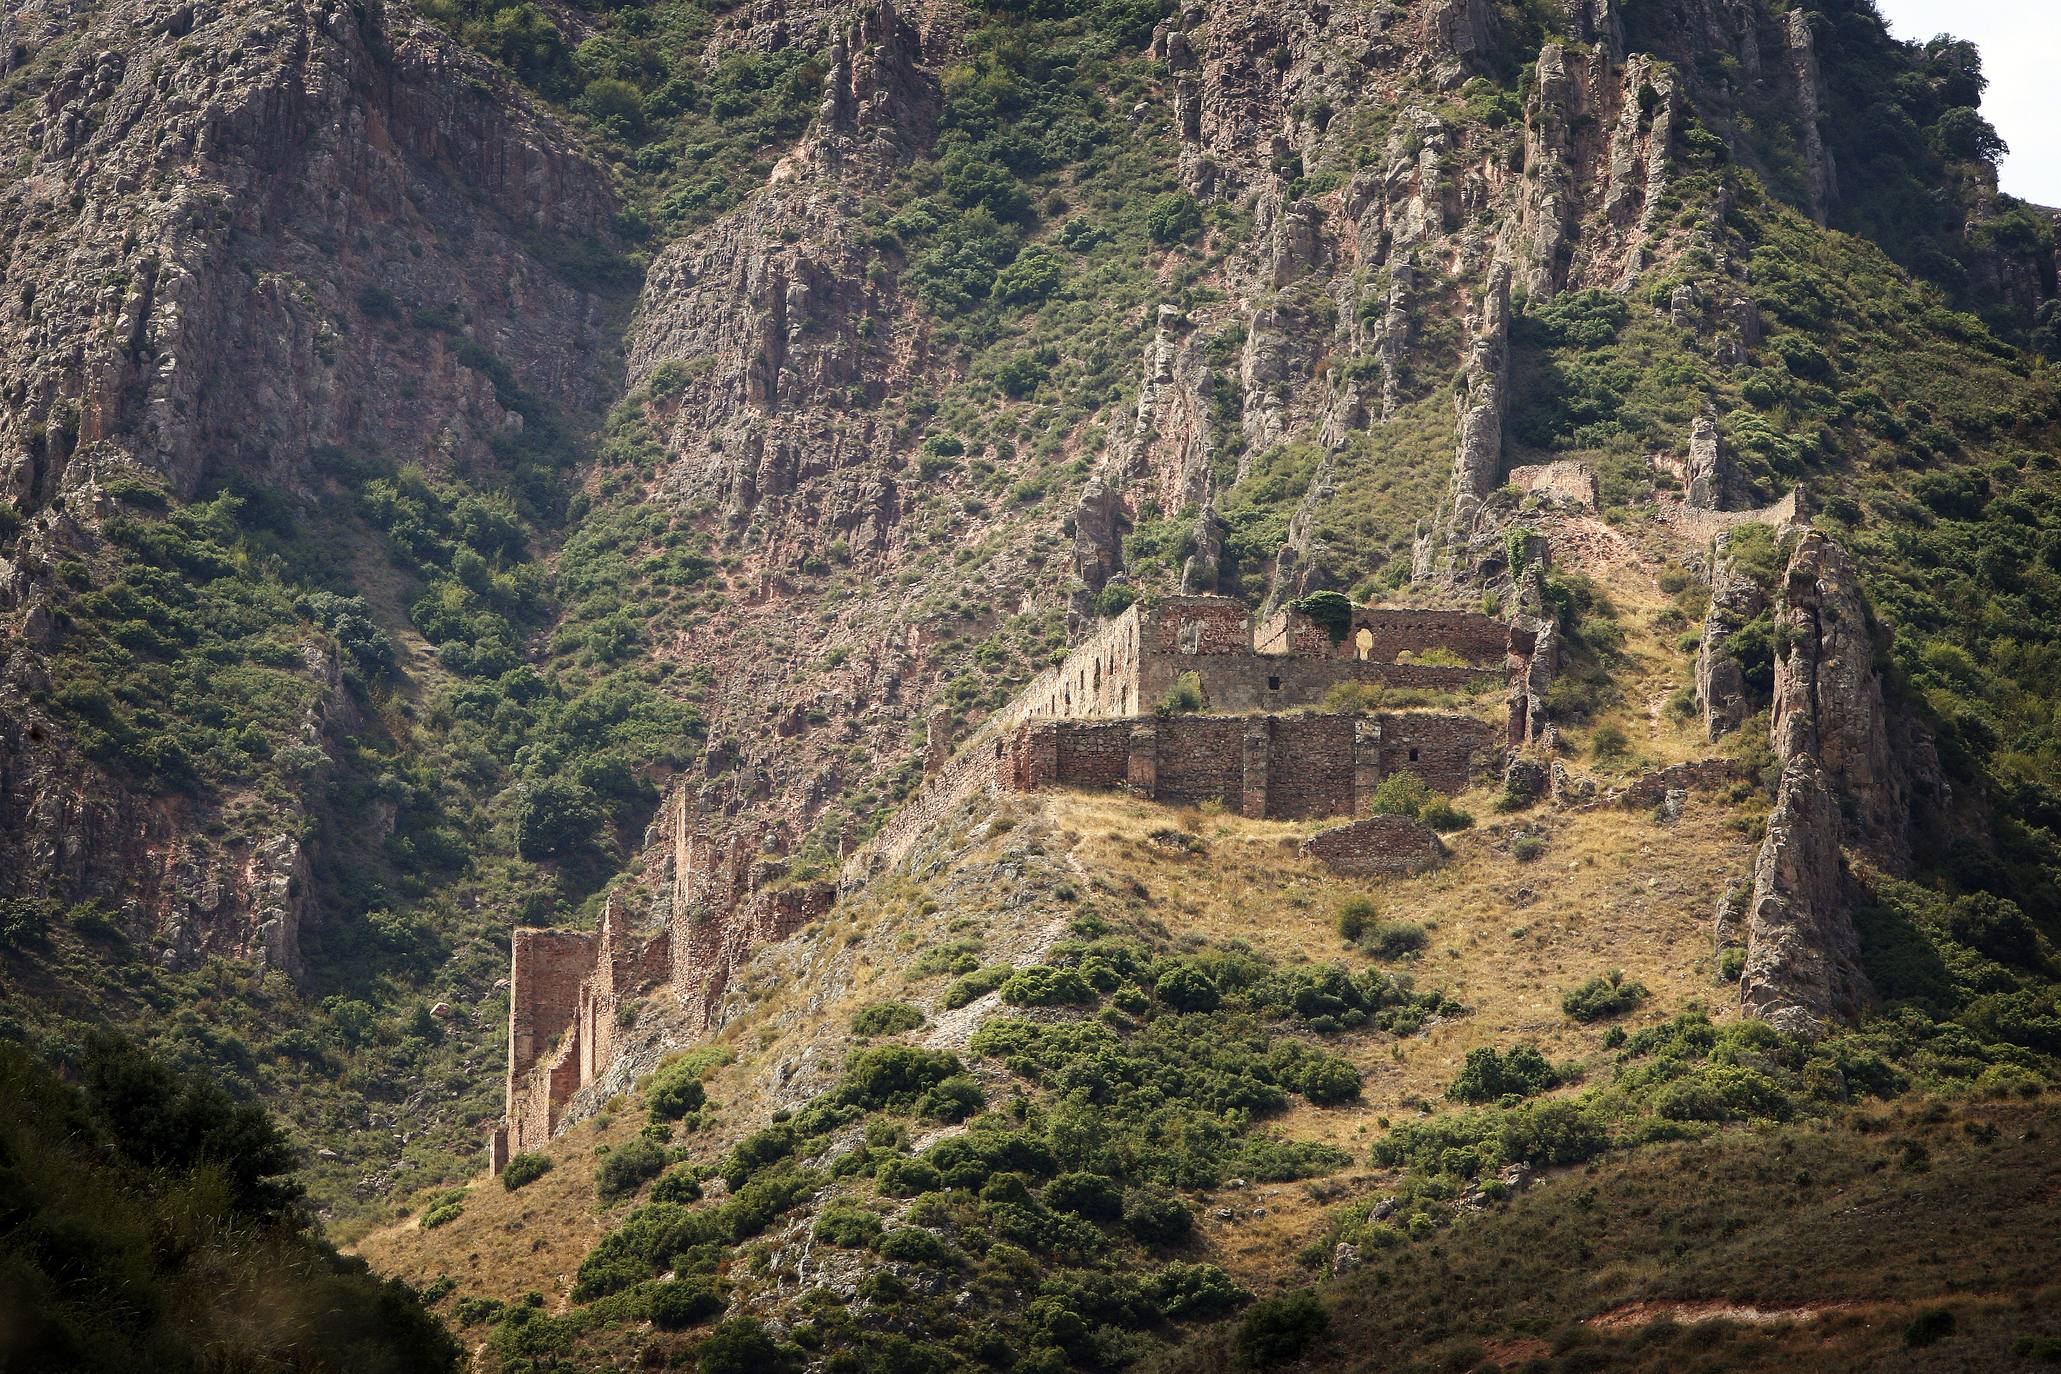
[1769,531,1907,871]
[0,0,616,966]
[1447,263,1512,542]
[1730,530,1916,1035]
[1694,532,1768,740]
[1784,9,1837,224]
[1737,755,1867,1036]
[1684,415,1732,511]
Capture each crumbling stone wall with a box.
[497,804,833,1168]
[1252,604,1512,666]
[1301,815,1445,876]
[1004,710,1496,818]
[503,926,601,1160]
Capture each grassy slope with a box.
[1160,1095,2061,1374]
[356,712,1752,1331]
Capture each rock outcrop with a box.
[1769,531,1907,871]
[0,0,616,967]
[1737,756,1867,1036]
[1694,534,1768,740]
[1730,530,1915,1035]
[1441,263,1512,562]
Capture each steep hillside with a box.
[1,0,2060,1367]
[0,1037,458,1372]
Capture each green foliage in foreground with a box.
[505,918,1402,1371]
[0,1039,457,1373]
[1157,1096,2061,1373]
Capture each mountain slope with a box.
[0,0,2058,1366]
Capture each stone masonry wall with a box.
[503,927,598,1159]
[1004,710,1497,819]
[1253,605,1512,664]
[1300,815,1446,876]
[497,801,834,1168]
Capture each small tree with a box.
[1145,191,1204,244]
[501,1152,552,1191]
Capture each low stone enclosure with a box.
[493,595,1542,1168]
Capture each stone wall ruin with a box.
[496,594,1534,1164]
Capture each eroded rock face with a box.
[0,0,615,510]
[1695,537,1767,740]
[1738,756,1867,1037]
[0,0,616,966]
[1685,415,1731,511]
[1732,530,1921,1036]
[1446,263,1512,537]
[1770,531,1907,872]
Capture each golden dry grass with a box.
[359,768,1759,1299]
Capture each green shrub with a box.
[419,1192,466,1229]
[1417,798,1474,832]
[1145,191,1203,244]
[595,1137,667,1201]
[1368,773,1430,819]
[915,1074,986,1123]
[1154,963,1221,1012]
[814,1203,884,1247]
[1273,1048,1362,1105]
[943,965,1011,1009]
[1123,1190,1195,1246]
[1336,898,1376,942]
[1510,835,1546,863]
[1148,1262,1252,1320]
[1360,920,1428,960]
[999,965,1098,1007]
[1154,671,1206,716]
[1043,1171,1123,1221]
[994,245,1064,305]
[838,1046,967,1110]
[1904,1307,1956,1349]
[1653,1066,1792,1123]
[1292,591,1353,642]
[1447,1045,1559,1104]
[877,1227,956,1265]
[501,1152,552,1191]
[1234,1290,1329,1369]
[877,1156,944,1198]
[1561,970,1650,1022]
[719,1125,798,1189]
[696,1318,801,1374]
[850,1001,926,1037]
[647,1277,724,1331]
[651,1166,704,1205]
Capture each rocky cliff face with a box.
[1767,530,1906,871]
[1727,529,1932,1035]
[0,0,616,966]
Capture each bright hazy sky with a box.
[1874,0,2061,206]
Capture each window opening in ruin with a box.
[1408,747,1420,762]
[1354,627,1374,661]
[1268,675,1281,691]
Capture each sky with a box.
[1874,0,2061,206]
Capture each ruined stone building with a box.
[493,594,1542,1168]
